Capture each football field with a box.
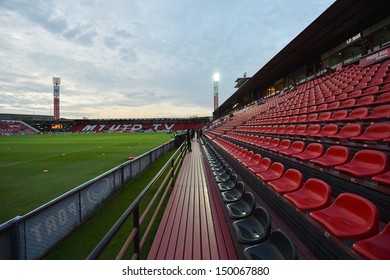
[0,132,173,224]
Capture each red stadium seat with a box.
[352,223,390,260]
[301,124,321,136]
[344,107,369,120]
[335,150,389,178]
[363,85,379,96]
[292,143,324,161]
[317,103,329,112]
[348,89,362,98]
[284,178,331,212]
[374,91,390,104]
[311,124,338,138]
[356,95,375,107]
[310,146,350,167]
[351,123,390,141]
[256,162,285,182]
[328,123,362,140]
[307,113,318,122]
[340,98,356,109]
[268,168,303,194]
[242,153,262,168]
[279,141,305,156]
[318,111,332,121]
[328,110,348,122]
[362,104,390,120]
[285,125,296,135]
[238,150,254,164]
[328,101,340,110]
[294,124,307,136]
[310,193,379,239]
[263,138,280,150]
[248,157,272,174]
[372,170,390,186]
[269,139,291,153]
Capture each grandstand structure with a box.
[146,0,390,260]
[1,0,389,260]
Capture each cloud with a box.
[0,0,336,119]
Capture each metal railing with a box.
[0,139,178,260]
[87,141,187,260]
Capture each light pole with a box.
[213,72,220,111]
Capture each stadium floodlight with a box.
[213,72,220,111]
[213,72,220,82]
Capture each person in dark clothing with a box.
[186,129,192,152]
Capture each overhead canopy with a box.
[214,0,389,117]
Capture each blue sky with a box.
[0,0,335,119]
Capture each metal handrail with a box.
[86,142,187,260]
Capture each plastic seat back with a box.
[353,123,390,141]
[352,222,390,260]
[336,193,379,233]
[330,110,348,121]
[365,104,390,119]
[318,111,331,121]
[336,150,389,177]
[347,107,369,120]
[269,230,298,260]
[330,123,362,139]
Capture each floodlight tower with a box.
[52,77,61,120]
[213,72,220,111]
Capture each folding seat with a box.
[352,222,390,260]
[259,137,272,149]
[233,207,271,245]
[301,124,321,136]
[325,96,336,103]
[268,168,303,194]
[363,85,379,96]
[362,105,390,120]
[374,91,390,104]
[356,82,368,90]
[226,192,255,220]
[355,95,375,107]
[292,143,324,161]
[327,109,348,122]
[263,138,280,150]
[284,125,296,135]
[310,193,379,240]
[318,111,332,122]
[242,153,262,168]
[253,136,265,147]
[335,150,389,178]
[372,170,390,186]
[243,230,298,260]
[336,93,348,101]
[276,125,286,135]
[294,124,307,136]
[311,123,339,138]
[297,114,307,123]
[352,123,390,141]
[299,107,308,114]
[310,145,349,167]
[279,141,305,156]
[290,115,298,123]
[215,168,233,183]
[307,105,317,113]
[328,123,362,140]
[221,182,245,203]
[256,162,285,182]
[233,148,248,160]
[378,82,390,94]
[307,113,318,123]
[248,157,272,174]
[317,103,329,112]
[284,178,331,212]
[218,174,238,191]
[348,89,362,98]
[328,101,340,110]
[344,107,369,121]
[238,150,254,164]
[340,98,356,109]
[269,139,291,153]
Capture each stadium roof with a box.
[214,0,389,117]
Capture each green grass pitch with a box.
[0,133,173,224]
